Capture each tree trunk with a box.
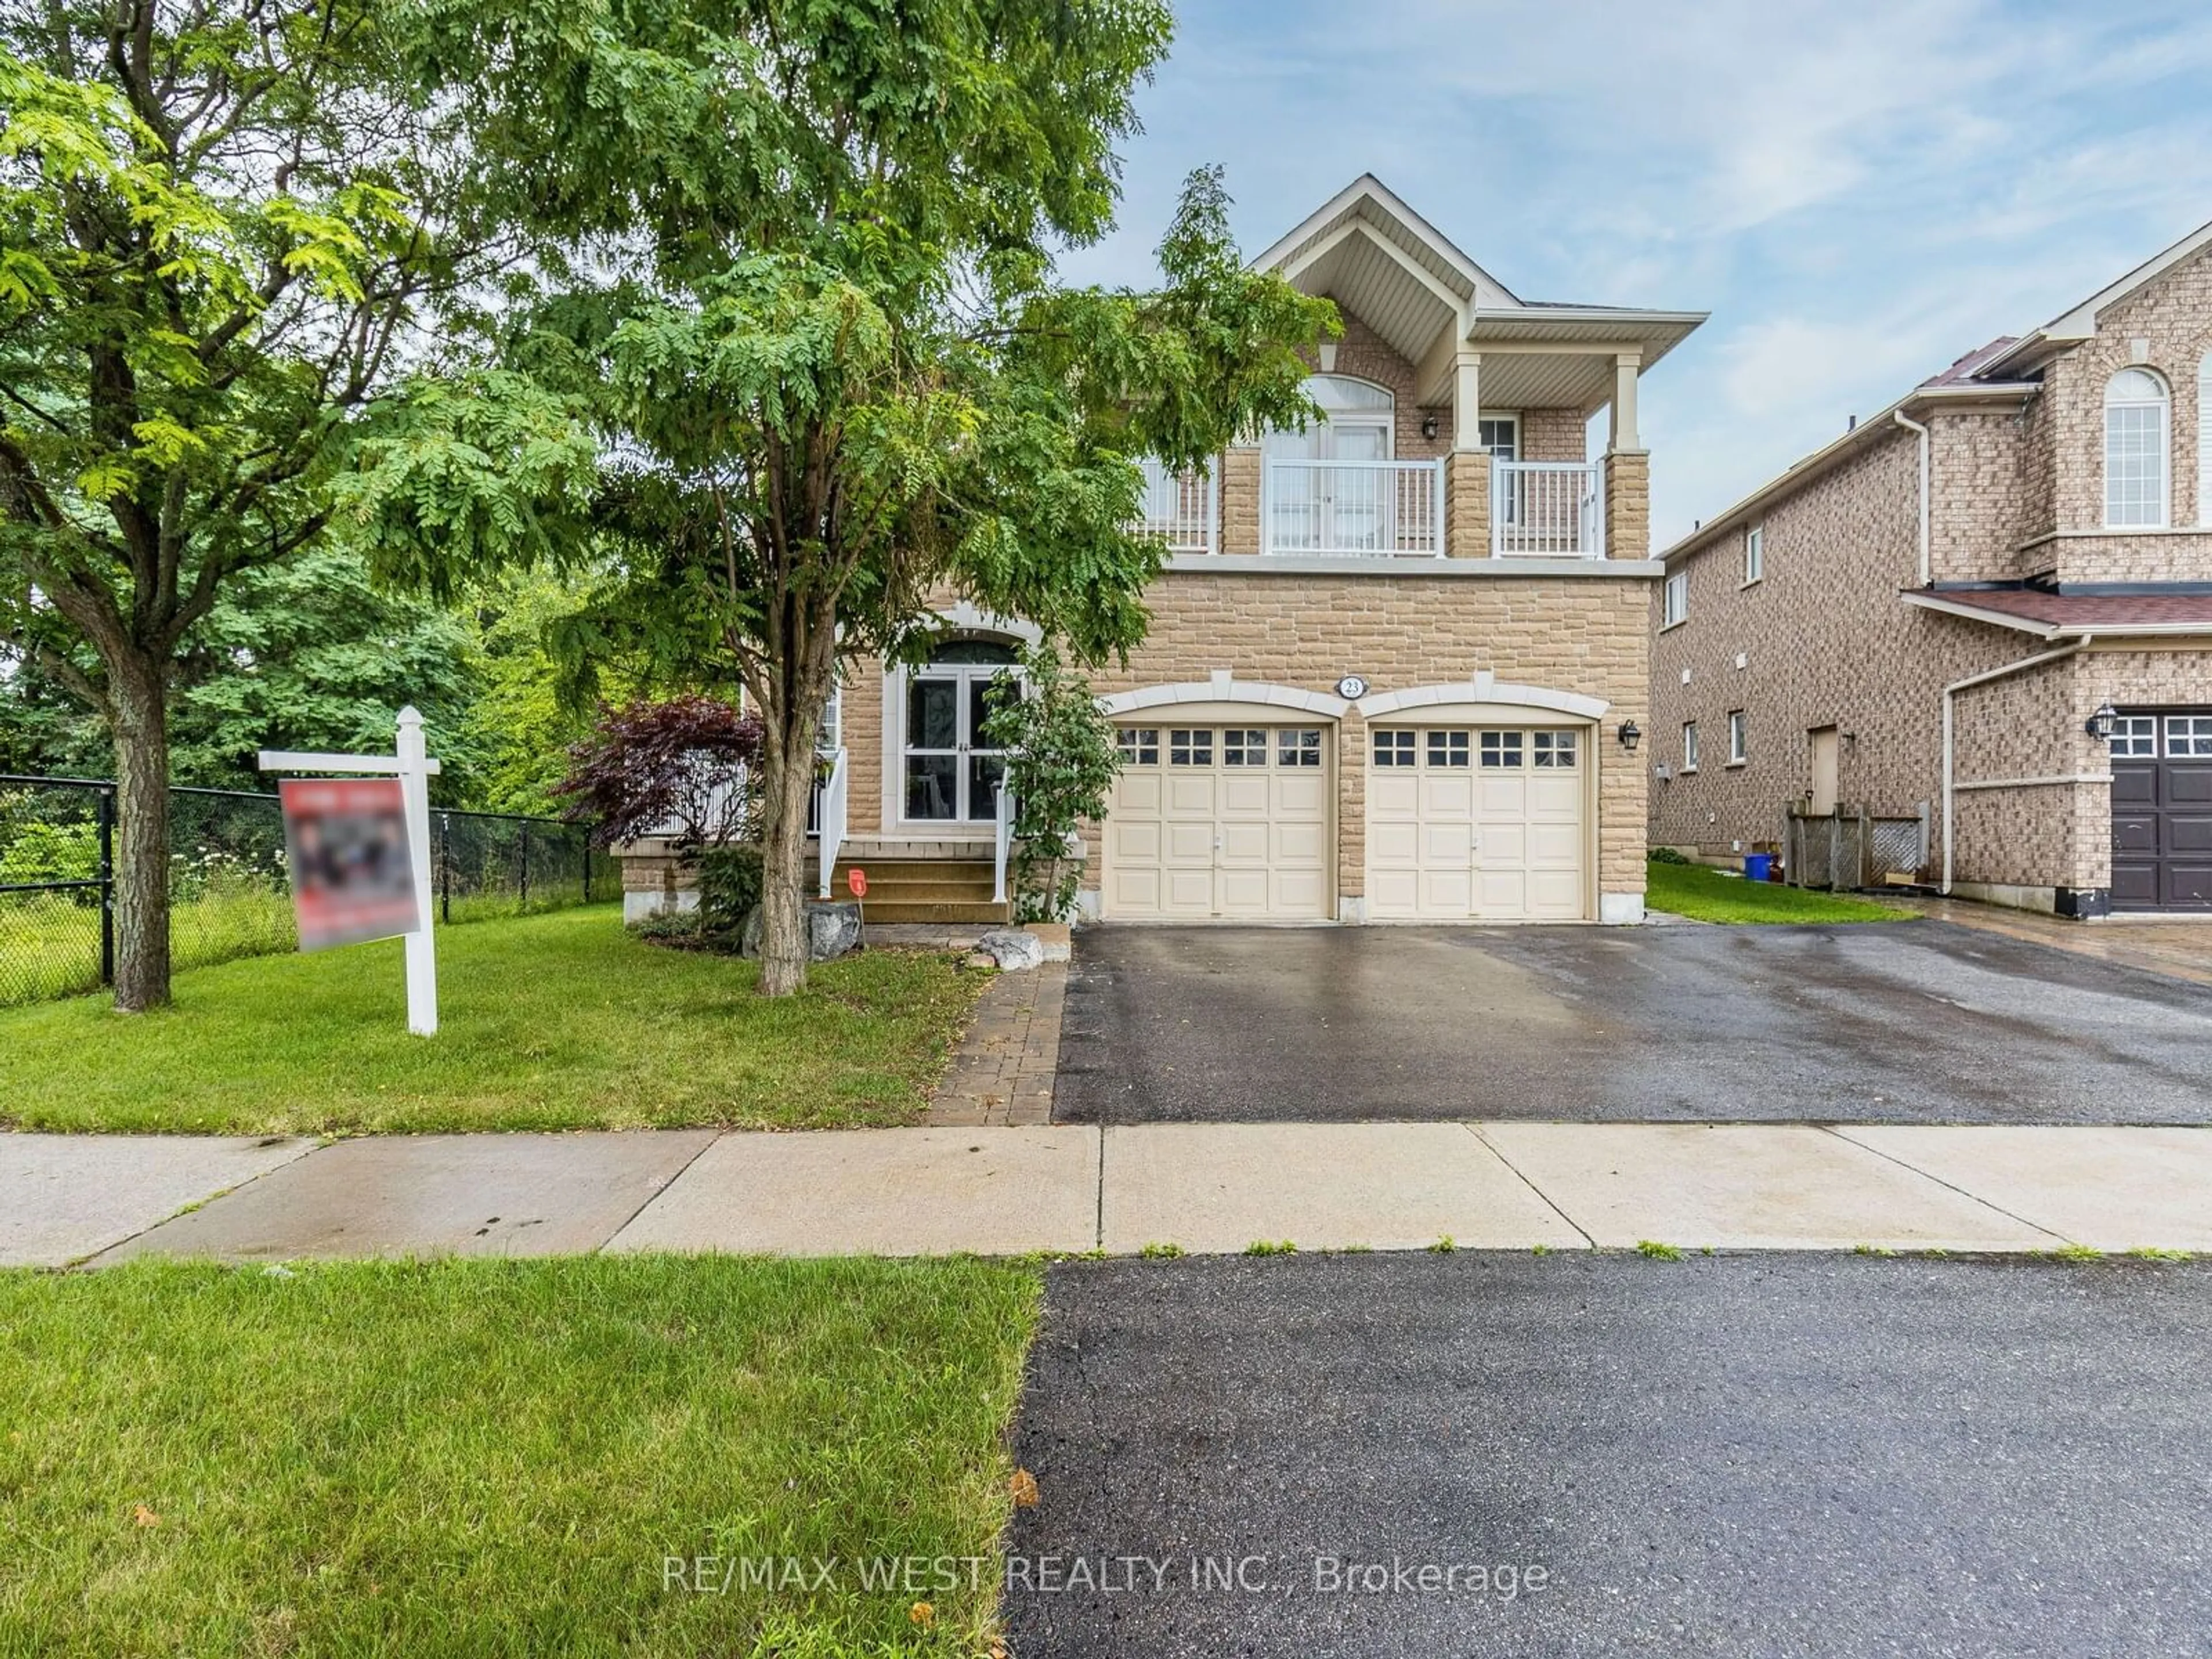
[756,727,815,997]
[108,653,173,1012]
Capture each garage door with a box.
[1105,725,1331,919]
[2111,712,2212,911]
[1366,726,1586,920]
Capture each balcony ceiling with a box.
[1255,175,1707,414]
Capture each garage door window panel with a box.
[1375,730,1416,767]
[1118,728,1159,766]
[1171,729,1213,766]
[1223,729,1267,767]
[1533,730,1578,768]
[2112,716,2157,757]
[1427,730,1470,768]
[1279,729,1322,767]
[1481,731,1524,768]
[2165,716,2212,756]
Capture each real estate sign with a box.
[278,777,421,950]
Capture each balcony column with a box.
[1445,350,1489,558]
[1604,352,1649,560]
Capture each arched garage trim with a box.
[1355,675,1608,722]
[1099,677,1351,719]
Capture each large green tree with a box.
[351,2,1333,993]
[0,2,510,1008]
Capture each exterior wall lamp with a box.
[2085,700,2119,741]
[1421,413,1440,441]
[1618,720,1642,752]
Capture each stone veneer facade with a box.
[1653,238,2212,914]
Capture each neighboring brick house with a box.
[809,176,1703,925]
[1651,219,2212,916]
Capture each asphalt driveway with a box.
[1004,1253,2212,1659]
[1052,920,2212,1124]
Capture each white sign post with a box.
[259,706,442,1036]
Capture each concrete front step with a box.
[862,899,1012,925]
[827,858,995,884]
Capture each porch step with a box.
[857,899,1013,925]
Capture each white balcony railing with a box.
[1493,459,1604,558]
[815,747,847,899]
[992,772,1015,909]
[1265,457,1445,556]
[1136,457,1216,554]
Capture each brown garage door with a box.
[2111,711,2212,911]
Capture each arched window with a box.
[2105,366,2169,529]
[2198,351,2212,526]
[1263,374,1395,462]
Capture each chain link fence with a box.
[0,774,600,1009]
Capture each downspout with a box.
[1940,636,2090,894]
[1892,408,1931,585]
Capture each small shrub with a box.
[1647,846,1691,865]
[697,843,765,937]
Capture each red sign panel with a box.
[847,868,868,899]
[279,778,420,952]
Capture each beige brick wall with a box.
[1520,407,1589,464]
[1093,573,1651,903]
[846,572,1653,910]
[1650,429,2040,872]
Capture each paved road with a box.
[1005,1253,2212,1658]
[1053,921,2212,1124]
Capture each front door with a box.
[1809,727,1840,817]
[903,643,1018,824]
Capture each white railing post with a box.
[817,747,847,899]
[993,775,1015,908]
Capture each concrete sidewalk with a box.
[9,1121,2211,1267]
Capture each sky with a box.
[1055,0,2212,548]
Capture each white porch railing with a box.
[1492,459,1604,558]
[816,746,848,899]
[1265,457,1444,556]
[992,774,1015,908]
[1135,457,1216,554]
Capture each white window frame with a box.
[2109,715,2157,757]
[1681,721,1699,773]
[1726,709,1748,766]
[1477,414,1519,461]
[2104,366,2170,529]
[1744,522,1764,586]
[2199,351,2212,527]
[1661,571,1688,629]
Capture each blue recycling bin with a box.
[1743,853,1773,883]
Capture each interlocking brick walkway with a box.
[925,964,1066,1126]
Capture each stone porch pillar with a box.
[1446,452,1490,558]
[1604,450,1650,560]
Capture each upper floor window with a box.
[1727,709,1748,766]
[1682,721,1700,772]
[2104,367,2169,529]
[1264,374,1394,463]
[1744,523,1765,585]
[1478,416,1519,460]
[1662,571,1688,628]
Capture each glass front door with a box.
[903,643,1018,823]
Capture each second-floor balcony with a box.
[1137,453,1609,560]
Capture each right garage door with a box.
[1367,726,1587,921]
[2111,711,2212,911]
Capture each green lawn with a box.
[0,1255,1040,1658]
[0,905,987,1135]
[1645,858,1910,925]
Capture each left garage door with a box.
[1104,724,1332,919]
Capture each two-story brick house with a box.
[1652,219,2212,915]
[806,176,1703,927]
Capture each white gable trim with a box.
[2043,217,2212,341]
[1356,674,1609,721]
[1098,677,1351,719]
[1252,174,1514,307]
[1277,218,1468,319]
